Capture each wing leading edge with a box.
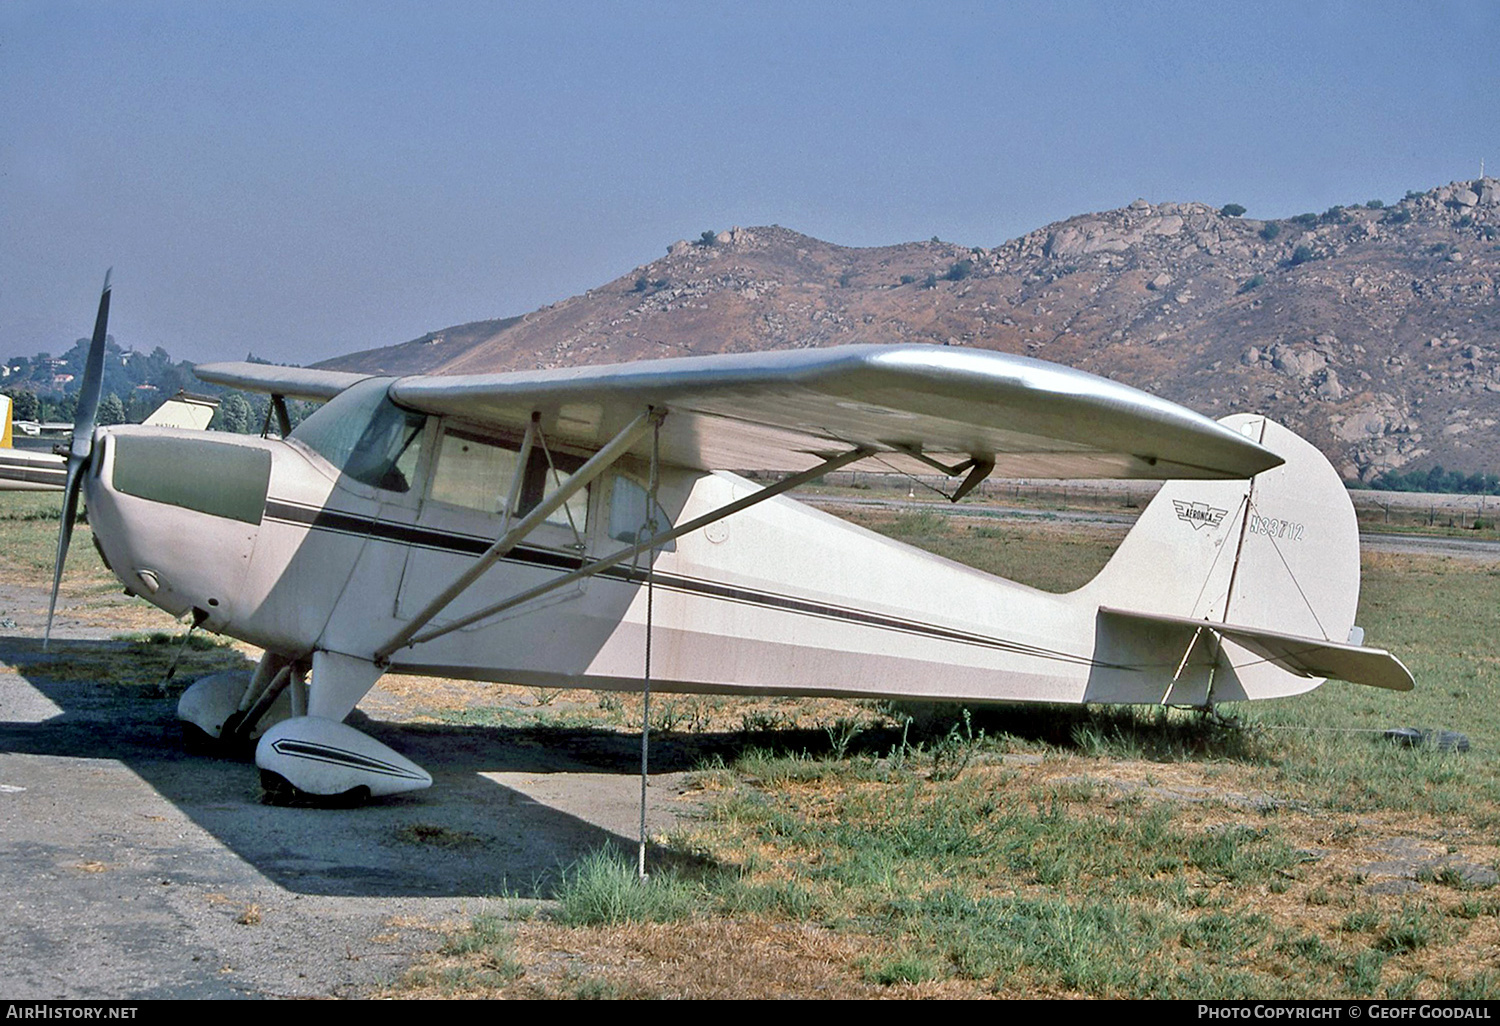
[195,364,371,403]
[199,345,1281,480]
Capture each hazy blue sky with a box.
[3,1,1495,365]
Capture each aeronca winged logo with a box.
[1172,500,1227,531]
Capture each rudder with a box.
[1082,414,1367,701]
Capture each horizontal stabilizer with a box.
[1099,606,1414,692]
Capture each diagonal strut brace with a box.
[382,443,876,656]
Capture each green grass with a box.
[0,495,107,581]
[1242,554,1500,816]
[553,848,700,926]
[633,513,1500,997]
[434,704,611,731]
[1,629,249,691]
[671,741,1500,996]
[869,514,1124,593]
[403,914,524,993]
[865,953,940,986]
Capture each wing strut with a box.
[637,414,663,881]
[882,443,994,502]
[378,440,876,659]
[374,407,661,662]
[259,395,292,439]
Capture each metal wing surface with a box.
[199,345,1280,479]
[389,345,1279,479]
[195,364,372,403]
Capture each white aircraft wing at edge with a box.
[190,364,371,403]
[199,344,1282,481]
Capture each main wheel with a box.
[258,769,372,808]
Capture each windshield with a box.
[289,378,426,492]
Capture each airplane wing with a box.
[1098,607,1415,691]
[0,449,66,492]
[194,364,371,403]
[197,344,1281,480]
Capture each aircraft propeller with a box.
[44,270,112,647]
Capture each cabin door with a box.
[393,422,596,633]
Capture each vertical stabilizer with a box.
[1082,414,1367,702]
[142,391,219,430]
[1,394,12,449]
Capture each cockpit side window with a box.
[429,424,590,530]
[288,378,426,493]
[430,428,521,513]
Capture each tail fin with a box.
[1082,414,1410,702]
[1,394,12,449]
[142,390,218,430]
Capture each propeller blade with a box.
[43,461,84,648]
[45,270,112,649]
[71,269,112,461]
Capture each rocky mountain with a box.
[320,314,522,377]
[318,179,1500,481]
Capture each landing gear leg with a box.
[176,651,306,753]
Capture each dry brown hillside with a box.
[318,179,1500,481]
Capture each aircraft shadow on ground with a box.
[0,634,842,899]
[1,634,1246,899]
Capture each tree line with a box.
[2,338,306,435]
[1362,465,1500,496]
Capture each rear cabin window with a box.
[430,426,589,531]
[608,475,675,551]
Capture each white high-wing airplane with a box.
[45,276,1412,802]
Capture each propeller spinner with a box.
[44,270,112,646]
